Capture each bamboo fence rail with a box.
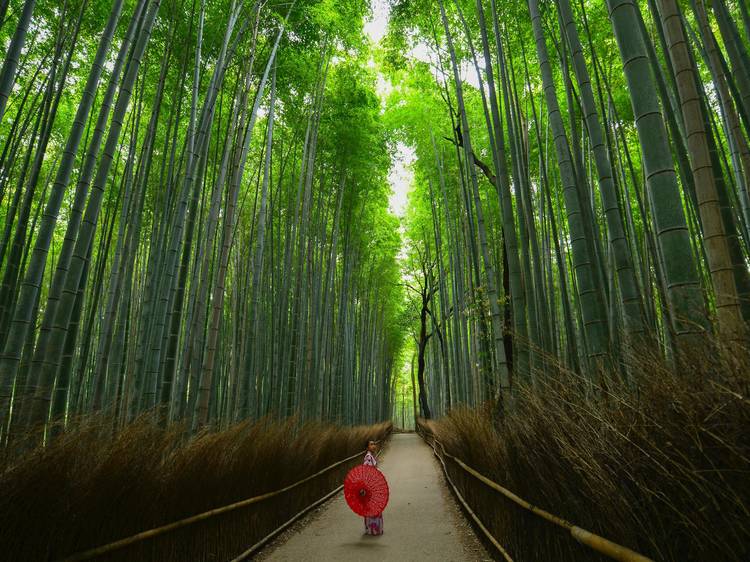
[58,436,389,562]
[417,425,653,562]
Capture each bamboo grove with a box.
[2,0,750,446]
[387,0,750,417]
[0,0,406,446]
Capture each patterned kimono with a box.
[363,451,384,535]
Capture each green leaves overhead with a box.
[0,0,406,440]
[1,0,749,440]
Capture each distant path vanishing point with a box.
[258,432,491,561]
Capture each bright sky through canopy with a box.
[388,143,416,218]
[363,0,480,219]
[365,0,414,219]
[364,0,389,43]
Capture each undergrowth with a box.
[422,342,750,561]
[0,416,391,561]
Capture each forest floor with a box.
[257,433,491,561]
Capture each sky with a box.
[364,0,390,44]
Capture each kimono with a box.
[363,451,384,535]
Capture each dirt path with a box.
[258,433,490,561]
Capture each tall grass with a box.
[422,342,750,561]
[0,416,391,561]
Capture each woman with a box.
[363,440,384,535]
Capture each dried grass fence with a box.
[418,423,651,562]
[0,417,392,562]
[418,342,750,561]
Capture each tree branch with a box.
[442,128,498,185]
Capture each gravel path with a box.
[257,432,490,561]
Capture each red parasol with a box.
[343,464,389,517]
